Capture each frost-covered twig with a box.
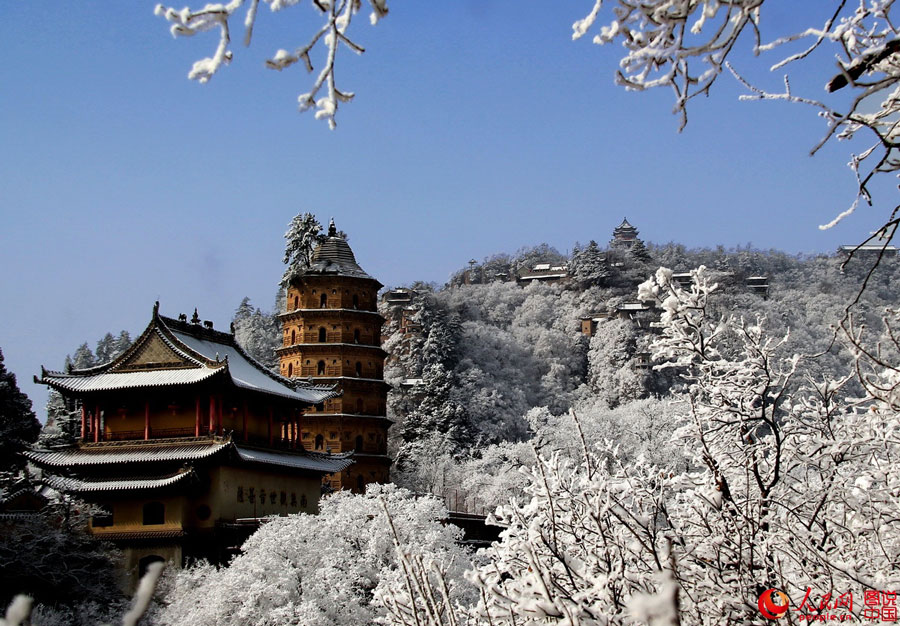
[155,0,388,128]
[574,1,900,268]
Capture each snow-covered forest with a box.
[3,220,899,624]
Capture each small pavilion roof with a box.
[37,304,337,405]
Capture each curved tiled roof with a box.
[170,329,338,403]
[43,469,194,493]
[234,445,354,474]
[293,220,380,284]
[40,365,224,393]
[37,308,338,405]
[25,439,229,467]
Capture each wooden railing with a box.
[104,427,196,441]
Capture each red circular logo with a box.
[758,589,790,620]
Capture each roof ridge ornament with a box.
[328,217,337,237]
[191,308,200,324]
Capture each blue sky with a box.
[0,2,888,415]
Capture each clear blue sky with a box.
[0,2,887,416]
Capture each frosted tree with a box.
[67,343,96,371]
[281,211,323,287]
[570,240,608,288]
[37,389,81,447]
[232,297,279,371]
[379,267,900,626]
[587,317,646,408]
[153,484,472,626]
[572,1,900,252]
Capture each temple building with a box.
[27,304,351,583]
[610,217,640,248]
[278,220,391,492]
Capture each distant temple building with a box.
[28,304,350,583]
[610,217,640,249]
[278,220,391,492]
[517,263,569,284]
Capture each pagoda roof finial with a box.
[191,308,200,324]
[328,218,337,237]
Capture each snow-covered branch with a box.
[155,0,387,128]
[574,1,900,240]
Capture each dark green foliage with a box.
[0,495,122,606]
[0,348,40,472]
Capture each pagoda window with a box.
[320,293,327,308]
[353,329,360,343]
[352,294,359,309]
[355,362,362,377]
[290,329,296,344]
[143,502,165,526]
[300,494,308,509]
[355,434,363,450]
[315,434,324,450]
[280,491,286,505]
[293,295,299,309]
[317,360,326,375]
[357,475,365,492]
[318,327,326,342]
[287,363,293,377]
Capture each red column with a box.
[217,395,223,435]
[209,396,215,434]
[80,406,86,440]
[144,401,150,440]
[267,407,273,447]
[195,397,201,437]
[94,405,101,443]
[242,399,248,442]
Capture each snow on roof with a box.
[171,330,336,403]
[25,440,229,467]
[294,222,381,284]
[41,366,223,393]
[532,263,551,271]
[617,302,651,311]
[234,445,353,474]
[43,469,194,493]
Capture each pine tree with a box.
[38,390,81,447]
[0,348,40,473]
[630,238,652,264]
[68,343,97,370]
[571,240,609,287]
[94,333,117,365]
[281,212,323,287]
[232,297,279,371]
